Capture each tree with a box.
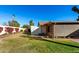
[72,6,79,21]
[72,6,79,14]
[38,22,40,27]
[8,14,20,27]
[8,20,20,27]
[22,24,29,28]
[3,22,8,26]
[77,16,79,21]
[29,20,34,26]
[38,22,41,27]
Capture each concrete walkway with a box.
[70,39,79,43]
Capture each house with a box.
[39,22,79,38]
[30,26,41,35]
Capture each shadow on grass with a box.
[21,35,79,49]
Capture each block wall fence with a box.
[0,25,23,35]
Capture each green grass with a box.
[0,33,79,53]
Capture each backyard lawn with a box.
[0,33,79,53]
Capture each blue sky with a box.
[0,5,78,27]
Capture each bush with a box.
[5,27,14,34]
[23,28,31,35]
[15,28,19,32]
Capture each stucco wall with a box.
[41,26,47,34]
[54,24,79,37]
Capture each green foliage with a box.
[8,20,20,27]
[29,20,34,26]
[72,6,79,21]
[38,22,40,27]
[72,6,79,14]
[22,24,29,28]
[3,22,8,26]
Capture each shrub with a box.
[5,27,14,34]
[15,28,19,32]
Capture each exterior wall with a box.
[0,26,8,35]
[54,24,79,37]
[40,24,54,37]
[49,24,54,37]
[46,24,54,38]
[41,26,47,34]
[31,26,42,35]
